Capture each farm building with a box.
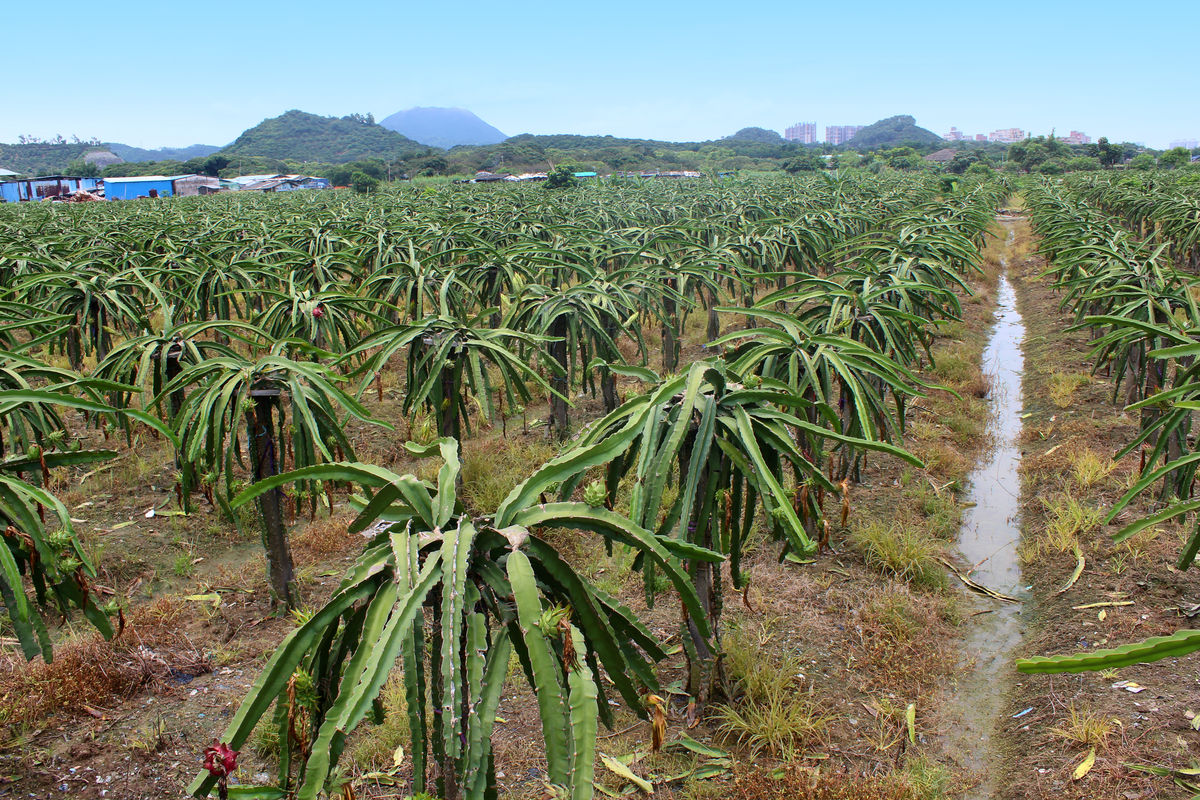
[0,175,101,203]
[103,175,219,200]
[617,171,703,179]
[924,148,958,164]
[228,174,331,192]
[237,175,332,192]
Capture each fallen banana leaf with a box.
[940,558,1019,603]
[184,593,221,610]
[1055,545,1085,595]
[601,753,654,793]
[1140,766,1200,793]
[1073,748,1096,780]
[660,761,733,783]
[667,735,729,759]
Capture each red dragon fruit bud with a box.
[203,740,238,776]
[311,305,325,318]
[203,741,238,800]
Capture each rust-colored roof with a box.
[924,148,958,163]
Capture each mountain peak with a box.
[379,107,506,149]
[219,110,427,163]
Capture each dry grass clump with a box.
[903,481,961,540]
[1049,703,1116,751]
[855,585,960,693]
[290,513,357,565]
[1070,448,1116,489]
[1021,494,1103,559]
[344,672,410,771]
[1048,371,1091,408]
[0,598,208,724]
[724,758,952,800]
[912,438,969,482]
[711,624,832,757]
[460,436,556,514]
[849,520,948,591]
[931,348,980,388]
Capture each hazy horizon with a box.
[6,0,1195,150]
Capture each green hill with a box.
[0,143,101,176]
[847,115,942,149]
[108,143,221,163]
[219,110,430,163]
[725,127,783,144]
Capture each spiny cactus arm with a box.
[292,580,398,796]
[1017,629,1200,674]
[508,549,572,786]
[522,535,659,711]
[400,531,429,793]
[439,519,475,773]
[566,623,599,800]
[463,622,512,798]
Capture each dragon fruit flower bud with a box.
[203,741,238,777]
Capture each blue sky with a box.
[6,0,1195,149]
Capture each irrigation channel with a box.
[947,219,1027,799]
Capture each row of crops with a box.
[1017,177,1200,676]
[1065,171,1200,273]
[0,174,1007,799]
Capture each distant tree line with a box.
[4,124,1198,183]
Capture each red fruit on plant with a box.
[312,305,325,318]
[203,740,238,777]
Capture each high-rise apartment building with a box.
[945,127,965,141]
[1064,130,1092,145]
[825,125,864,145]
[785,122,817,143]
[1169,139,1199,149]
[975,134,987,142]
[988,128,1026,143]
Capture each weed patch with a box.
[461,437,555,514]
[850,521,948,591]
[1048,371,1090,408]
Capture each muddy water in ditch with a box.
[947,222,1027,799]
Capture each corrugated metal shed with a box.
[172,175,220,197]
[103,176,178,200]
[229,174,283,186]
[237,176,331,192]
[104,174,216,200]
[0,176,101,203]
